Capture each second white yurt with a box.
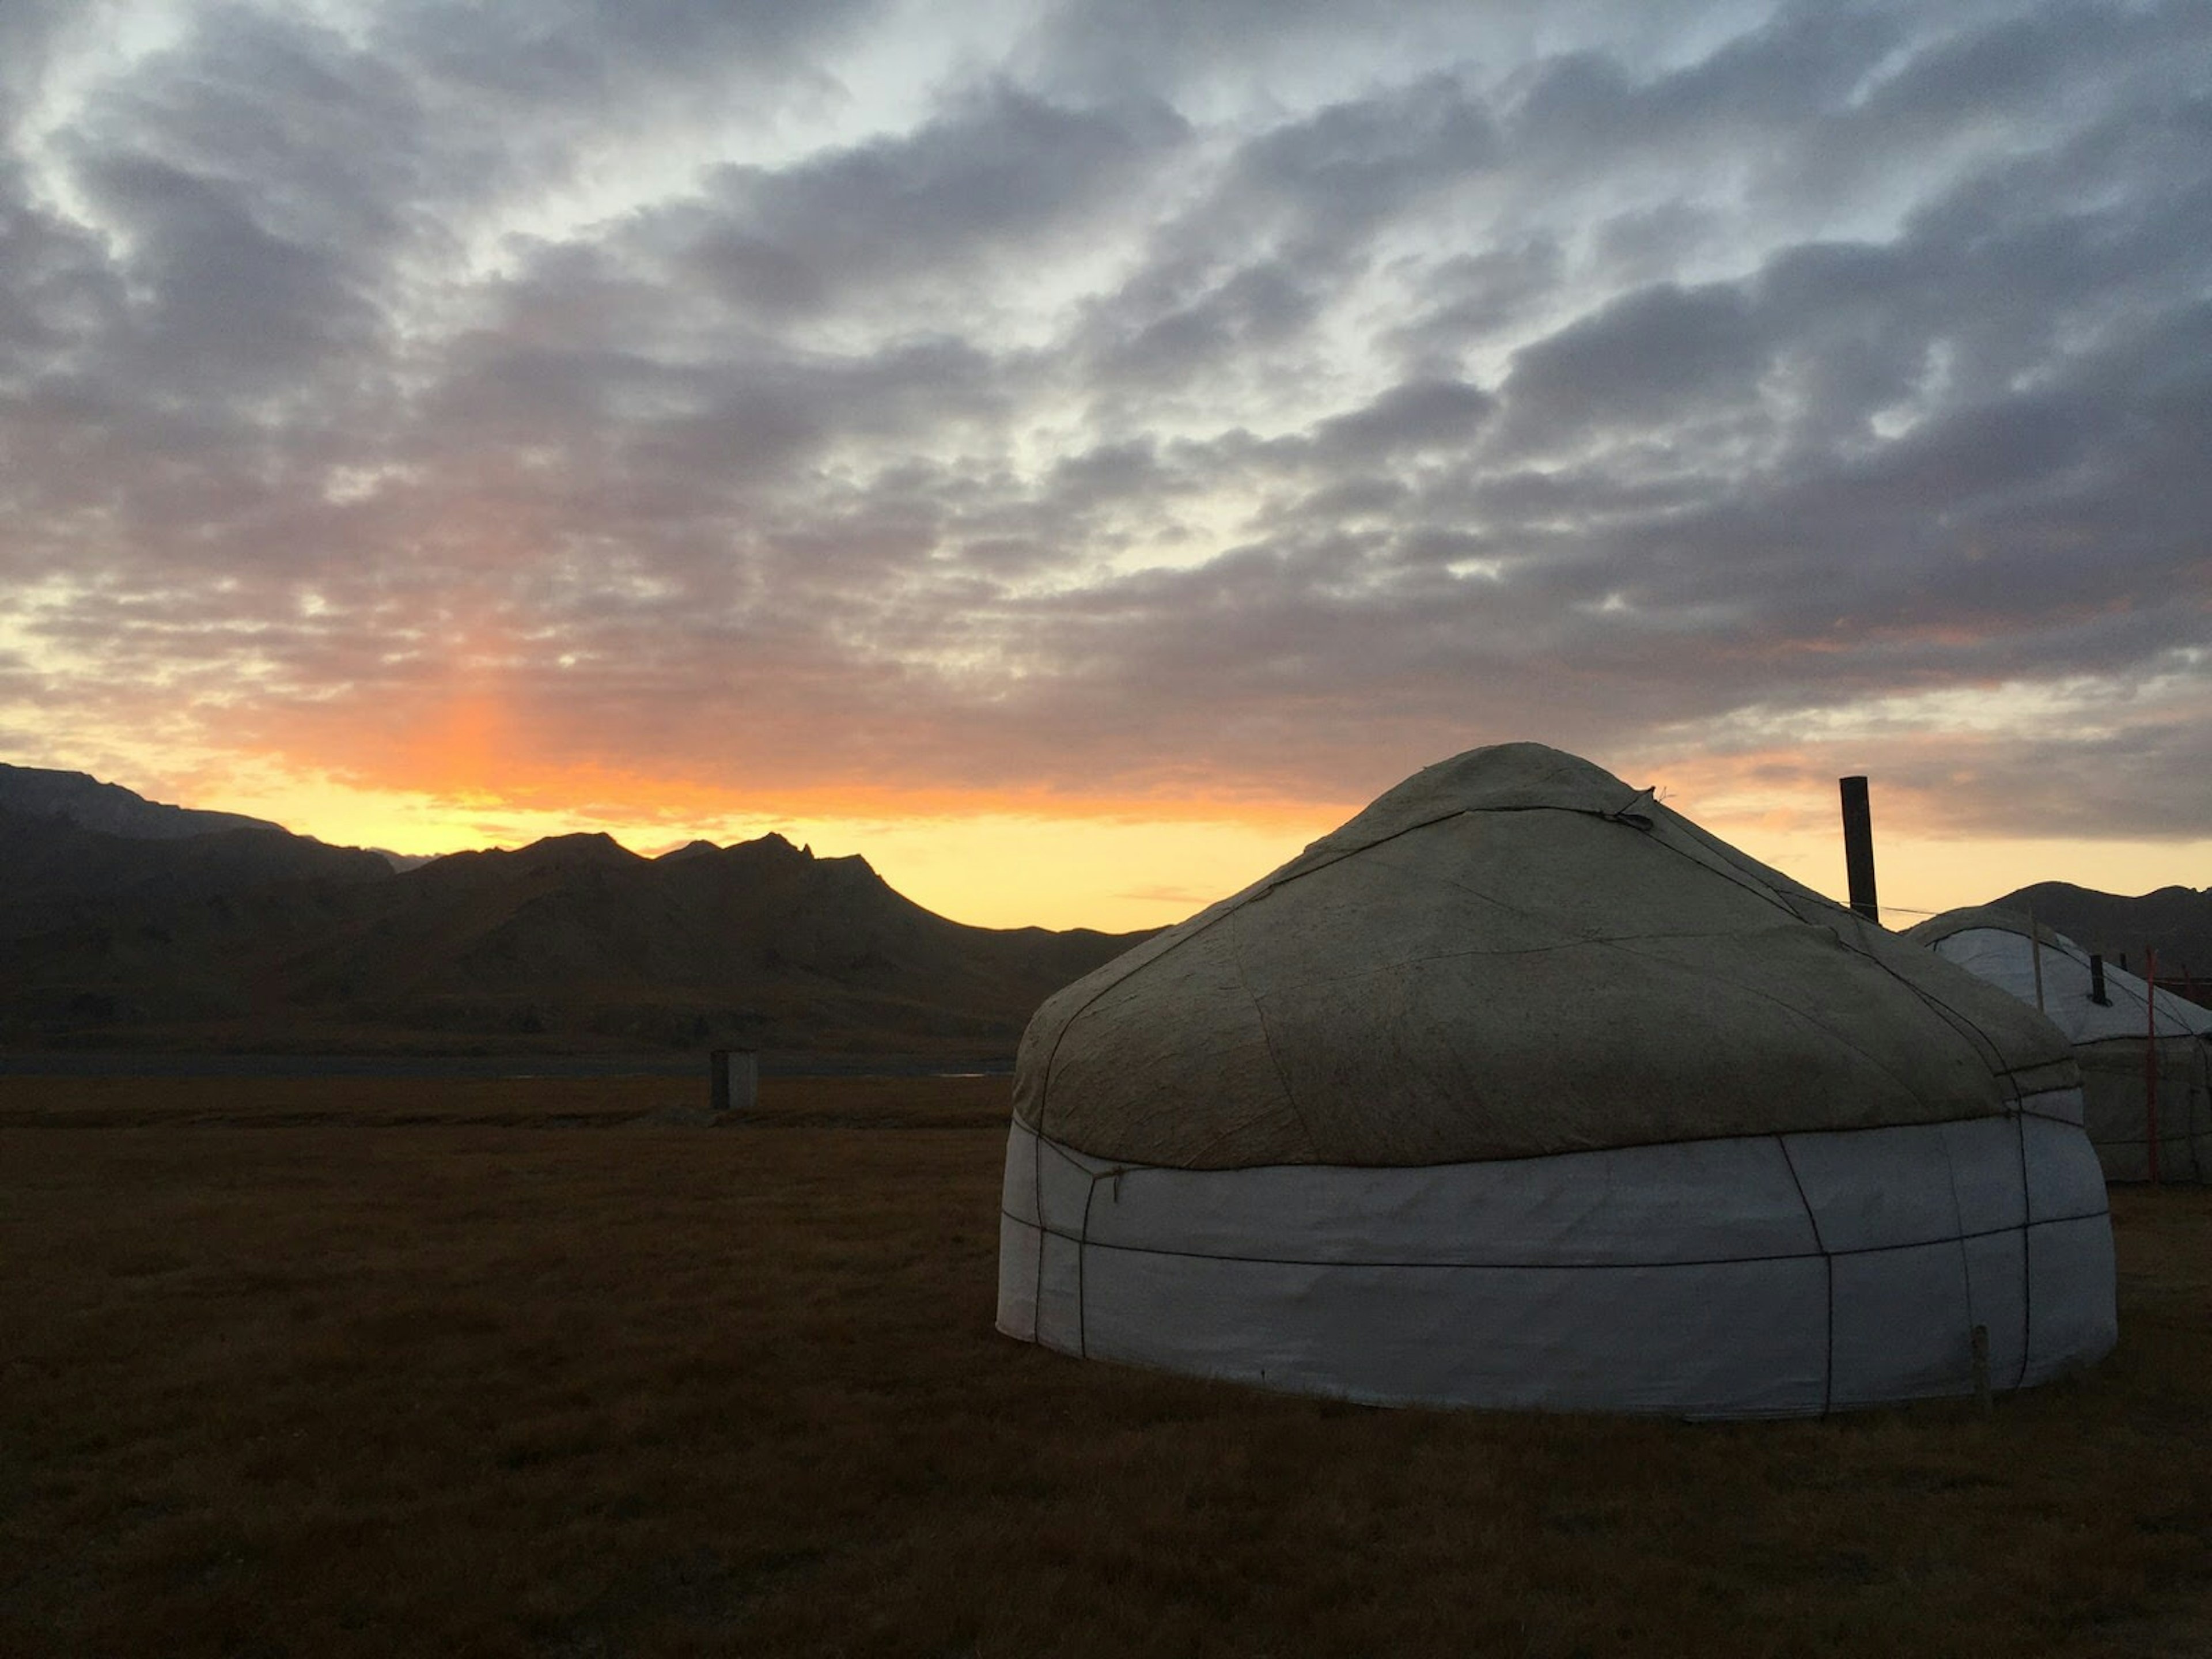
[1907,908,2212,1183]
[998,743,2117,1418]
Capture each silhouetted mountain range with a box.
[1984,882,2212,986]
[0,766,1141,1059]
[0,809,391,926]
[0,763,286,839]
[7,762,2199,1055]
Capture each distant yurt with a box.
[997,743,2116,1418]
[1907,908,2212,1183]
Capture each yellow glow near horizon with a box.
[103,756,2210,939]
[138,759,1342,932]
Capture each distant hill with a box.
[1983,882,2212,984]
[0,763,286,839]
[0,766,1143,1060]
[0,809,393,931]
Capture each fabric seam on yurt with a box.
[1031,783,2071,1166]
[1635,820,2036,1111]
[1775,1134,1835,1416]
[1004,1205,2108,1274]
[1028,786,1664,1142]
[1229,907,1321,1160]
[1008,1128,2103,1406]
[1002,744,2118,1414]
[1076,1173,1100,1359]
[1935,1116,1983,1355]
[2012,1112,2036,1389]
[1025,1088,2088,1179]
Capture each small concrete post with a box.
[1838,776,1879,923]
[709,1048,759,1115]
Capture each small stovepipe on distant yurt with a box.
[996,742,2118,1418]
[1908,912,2212,1185]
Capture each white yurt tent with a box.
[1907,908,2212,1183]
[998,743,2116,1418]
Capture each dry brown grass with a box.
[2,1074,2208,1658]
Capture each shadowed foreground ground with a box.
[2,1075,2208,1657]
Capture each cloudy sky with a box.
[2,0,2206,929]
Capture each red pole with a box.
[2145,947,2162,1186]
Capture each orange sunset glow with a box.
[10,15,2212,1654]
[2,0,2204,934]
[70,724,2207,936]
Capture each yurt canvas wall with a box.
[998,744,2118,1419]
[1907,908,2212,1183]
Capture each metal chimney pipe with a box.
[1838,775,1879,923]
[2089,953,2109,1006]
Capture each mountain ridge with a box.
[0,764,1143,1059]
[0,762,287,840]
[15,761,2194,1055]
[1982,881,2212,984]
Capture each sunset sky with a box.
[2,0,2206,931]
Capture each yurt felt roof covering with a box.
[1016,743,2075,1169]
[1906,907,2212,1047]
[1908,905,2075,952]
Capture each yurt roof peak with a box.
[1015,743,2074,1171]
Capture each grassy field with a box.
[2,1075,2208,1658]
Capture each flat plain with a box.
[3,1074,2208,1658]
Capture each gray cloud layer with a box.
[1,0,2206,836]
